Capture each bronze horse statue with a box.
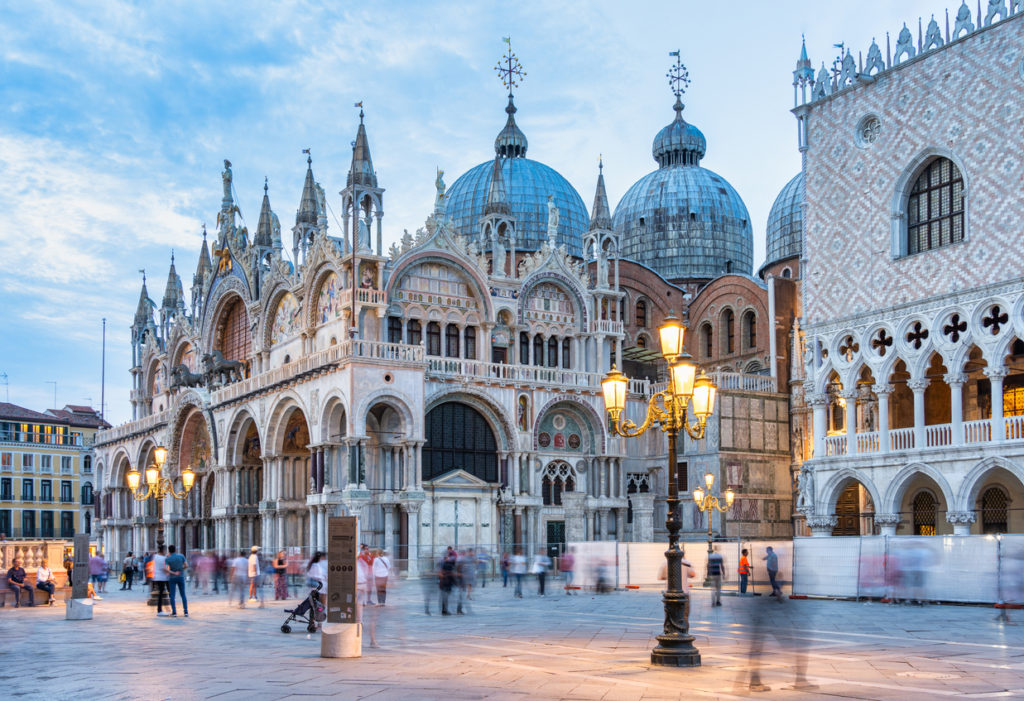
[170,364,205,390]
[202,350,246,385]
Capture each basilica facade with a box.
[92,52,803,568]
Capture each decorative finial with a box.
[139,268,146,284]
[495,37,526,98]
[598,153,603,172]
[170,249,174,264]
[302,147,311,165]
[264,176,268,194]
[667,50,690,101]
[354,101,364,123]
[202,223,207,239]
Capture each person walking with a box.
[151,546,170,616]
[500,552,511,588]
[707,546,725,606]
[764,546,782,600]
[272,550,288,600]
[510,549,527,598]
[35,559,57,606]
[559,547,576,595]
[372,549,392,605]
[230,550,248,608]
[438,549,457,615]
[165,544,189,618]
[738,549,751,595]
[247,546,264,606]
[89,553,107,593]
[6,558,35,607]
[531,548,550,596]
[121,552,134,591]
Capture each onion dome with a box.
[445,96,588,257]
[762,172,803,272]
[614,96,752,282]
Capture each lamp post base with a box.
[651,636,701,667]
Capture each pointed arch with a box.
[818,468,882,519]
[532,396,607,454]
[425,387,515,452]
[883,462,955,514]
[956,456,1024,512]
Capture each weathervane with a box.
[494,37,526,97]
[667,50,690,99]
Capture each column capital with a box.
[907,378,930,392]
[946,510,977,525]
[806,514,838,530]
[871,383,894,395]
[943,373,968,386]
[839,388,859,400]
[872,513,901,526]
[985,367,1009,380]
[806,393,828,407]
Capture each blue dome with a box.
[652,98,706,166]
[763,172,803,270]
[614,167,752,280]
[446,157,588,258]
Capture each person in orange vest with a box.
[738,548,751,595]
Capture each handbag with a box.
[119,573,126,583]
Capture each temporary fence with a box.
[792,534,1024,604]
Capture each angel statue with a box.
[222,159,233,201]
[546,194,559,244]
[435,168,446,211]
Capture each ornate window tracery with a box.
[907,157,964,254]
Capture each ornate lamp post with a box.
[601,311,717,667]
[126,445,195,605]
[693,471,734,583]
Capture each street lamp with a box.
[601,310,717,668]
[693,471,735,583]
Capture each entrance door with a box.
[832,483,861,536]
[546,520,565,561]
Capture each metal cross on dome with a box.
[667,50,690,99]
[495,37,526,97]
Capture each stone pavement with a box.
[4,577,1024,700]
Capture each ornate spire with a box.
[588,157,612,231]
[793,35,815,85]
[484,156,510,215]
[195,224,212,283]
[134,270,154,328]
[254,177,275,247]
[296,152,319,226]
[347,105,378,188]
[161,251,183,311]
[493,38,528,158]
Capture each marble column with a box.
[946,373,966,446]
[842,389,858,455]
[383,505,395,554]
[309,507,318,553]
[987,368,1007,442]
[809,395,828,458]
[909,378,929,448]
[874,513,900,536]
[404,502,421,576]
[874,384,893,453]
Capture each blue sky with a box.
[0,0,943,424]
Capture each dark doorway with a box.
[832,483,862,536]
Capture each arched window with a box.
[701,323,712,359]
[445,324,459,358]
[83,456,91,473]
[721,309,735,354]
[636,336,647,349]
[426,321,441,356]
[981,486,1008,534]
[782,267,792,279]
[423,402,497,482]
[547,337,558,367]
[387,316,402,344]
[520,332,529,364]
[81,481,93,505]
[907,157,964,254]
[912,491,937,535]
[542,462,577,506]
[533,335,544,367]
[464,327,477,359]
[562,339,571,368]
[218,297,251,362]
[635,300,648,328]
[407,319,422,347]
[743,311,757,349]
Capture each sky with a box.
[0,0,944,425]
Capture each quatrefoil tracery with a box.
[943,314,968,343]
[838,335,859,362]
[871,328,893,357]
[982,305,1009,336]
[906,321,930,350]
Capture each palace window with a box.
[61,456,72,473]
[62,480,73,503]
[61,511,74,538]
[464,327,477,360]
[426,321,441,356]
[40,510,53,538]
[387,316,402,344]
[40,479,52,502]
[0,509,9,536]
[743,310,757,349]
[22,454,33,471]
[533,335,544,367]
[547,337,559,367]
[541,462,577,506]
[981,486,1008,534]
[635,300,648,328]
[520,332,530,364]
[1,453,10,471]
[445,324,460,358]
[21,510,35,537]
[701,323,713,359]
[82,455,91,473]
[907,157,964,255]
[0,478,11,500]
[912,490,937,536]
[21,478,33,501]
[40,455,52,473]
[407,319,422,347]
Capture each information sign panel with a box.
[326,516,357,624]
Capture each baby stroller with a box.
[281,581,326,634]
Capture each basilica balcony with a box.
[589,319,624,335]
[211,339,425,405]
[95,409,171,446]
[426,357,604,393]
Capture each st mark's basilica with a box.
[94,4,1024,569]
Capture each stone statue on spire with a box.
[434,168,446,213]
[546,194,559,246]
[222,159,233,201]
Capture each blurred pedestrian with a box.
[230,550,248,608]
[151,545,170,616]
[439,548,457,615]
[511,549,526,598]
[500,552,511,588]
[89,553,107,593]
[764,546,782,600]
[532,548,550,596]
[121,551,134,591]
[373,549,392,605]
[248,546,264,606]
[273,550,288,600]
[708,546,725,606]
[456,549,475,614]
[738,548,751,595]
[357,546,375,606]
[560,547,576,595]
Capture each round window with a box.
[855,114,881,148]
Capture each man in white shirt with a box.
[230,551,249,608]
[35,559,57,606]
[372,549,391,605]
[510,550,527,598]
[151,546,170,616]
[248,545,264,607]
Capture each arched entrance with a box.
[175,409,215,552]
[362,401,409,553]
[832,478,875,536]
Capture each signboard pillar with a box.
[321,515,360,658]
[66,533,93,620]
